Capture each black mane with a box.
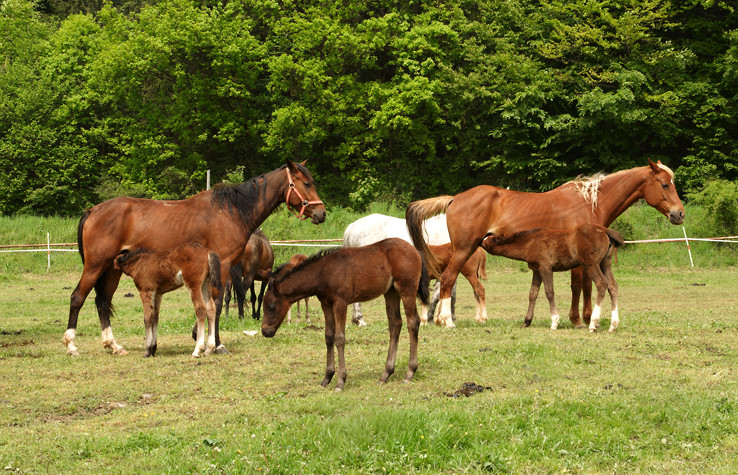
[211,163,314,227]
[272,247,340,282]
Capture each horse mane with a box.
[211,163,314,226]
[570,162,675,212]
[271,247,340,282]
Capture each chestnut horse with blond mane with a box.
[64,160,326,356]
[407,159,685,328]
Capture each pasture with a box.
[0,206,737,473]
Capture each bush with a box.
[687,180,738,236]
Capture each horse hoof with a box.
[191,353,200,358]
[113,348,129,356]
[575,324,587,330]
[214,345,229,355]
[356,320,367,327]
[66,349,79,357]
[589,328,596,333]
[334,387,343,393]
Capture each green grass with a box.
[1,205,737,472]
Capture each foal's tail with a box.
[475,249,488,282]
[417,253,430,306]
[208,252,223,292]
[605,228,626,248]
[406,195,454,278]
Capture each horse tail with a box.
[77,209,91,264]
[208,252,223,292]
[417,253,430,306]
[405,195,454,278]
[605,228,625,248]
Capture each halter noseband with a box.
[285,168,323,220]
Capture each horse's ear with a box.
[299,160,307,167]
[256,269,270,280]
[286,159,299,174]
[648,159,660,173]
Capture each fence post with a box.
[47,232,51,271]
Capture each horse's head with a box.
[284,160,327,225]
[261,254,309,337]
[643,159,685,225]
[260,279,291,338]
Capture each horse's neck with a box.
[278,268,318,301]
[591,167,649,226]
[234,169,288,233]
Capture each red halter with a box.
[285,168,323,220]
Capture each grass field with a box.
[1,204,737,472]
[0,260,736,473]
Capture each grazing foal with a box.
[114,243,222,357]
[481,224,624,333]
[261,239,430,391]
[282,254,311,325]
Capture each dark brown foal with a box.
[114,243,222,357]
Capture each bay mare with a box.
[64,160,326,356]
[481,225,624,333]
[113,243,222,358]
[261,239,430,391]
[407,160,685,328]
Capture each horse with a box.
[64,160,326,356]
[342,213,458,325]
[481,225,624,333]
[407,159,685,328]
[224,230,274,320]
[425,244,487,325]
[113,243,222,357]
[261,238,430,391]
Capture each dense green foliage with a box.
[1,0,737,215]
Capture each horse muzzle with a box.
[669,209,685,225]
[261,327,277,338]
[310,208,327,224]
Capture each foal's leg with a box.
[540,270,561,330]
[462,270,488,323]
[203,283,217,354]
[522,271,542,328]
[320,302,336,388]
[586,265,610,333]
[568,267,586,328]
[139,290,157,357]
[351,302,367,327]
[190,287,209,358]
[400,291,421,383]
[304,297,310,324]
[599,259,620,333]
[332,302,349,391]
[380,291,402,384]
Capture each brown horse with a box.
[281,254,311,324]
[113,243,222,357]
[224,229,274,320]
[407,160,684,328]
[64,160,326,356]
[481,225,624,332]
[426,244,487,325]
[261,239,430,391]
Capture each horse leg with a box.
[304,297,310,324]
[581,268,593,325]
[191,287,209,358]
[426,282,440,324]
[380,291,402,384]
[463,270,487,323]
[223,280,232,318]
[351,302,367,327]
[65,267,103,356]
[320,302,336,388]
[401,290,421,383]
[250,282,258,319]
[141,291,161,357]
[603,261,620,333]
[540,270,561,330]
[523,271,542,328]
[587,266,609,333]
[450,280,457,322]
[96,267,127,355]
[332,302,349,391]
[203,282,217,354]
[568,267,587,328]
[256,282,267,321]
[211,263,229,354]
[437,249,474,328]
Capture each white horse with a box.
[343,213,457,326]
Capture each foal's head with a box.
[261,254,309,338]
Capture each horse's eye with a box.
[303,182,311,188]
[661,183,669,189]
